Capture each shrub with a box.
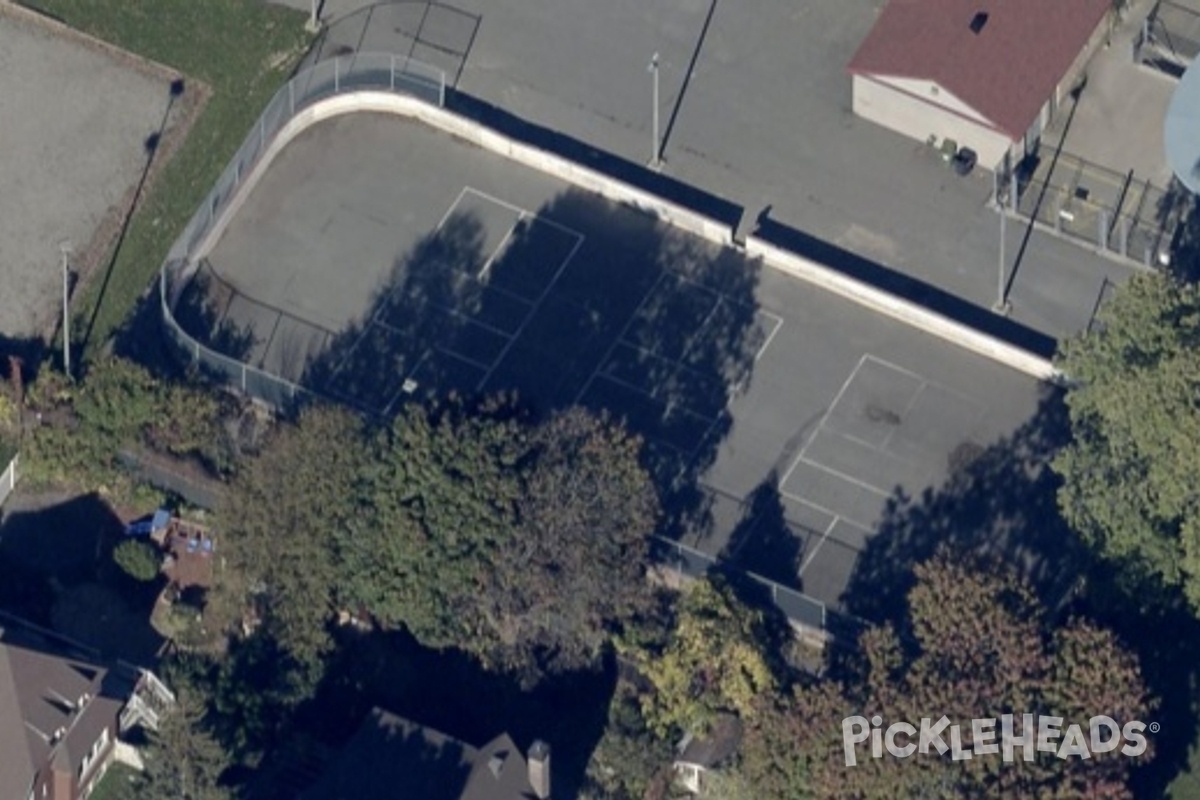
[114,539,162,583]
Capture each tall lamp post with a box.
[59,242,71,378]
[307,0,320,32]
[648,52,661,169]
[993,170,1012,315]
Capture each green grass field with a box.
[22,0,311,360]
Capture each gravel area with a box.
[0,3,176,338]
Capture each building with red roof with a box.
[847,0,1113,170]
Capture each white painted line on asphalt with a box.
[754,310,784,363]
[879,379,927,452]
[798,515,840,576]
[435,186,470,232]
[794,454,892,498]
[782,354,867,488]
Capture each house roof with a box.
[675,714,744,769]
[0,620,129,798]
[302,708,542,800]
[847,0,1111,138]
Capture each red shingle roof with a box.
[847,0,1111,138]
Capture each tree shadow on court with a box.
[718,472,805,587]
[295,186,766,542]
[836,382,1200,797]
[839,385,1085,626]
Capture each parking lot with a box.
[0,4,181,338]
[185,111,1046,611]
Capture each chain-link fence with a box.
[649,535,830,634]
[160,53,445,412]
[1012,150,1183,266]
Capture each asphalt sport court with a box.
[196,112,1044,612]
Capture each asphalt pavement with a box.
[273,0,1140,342]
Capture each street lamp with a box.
[306,0,320,33]
[648,52,661,169]
[993,171,1012,316]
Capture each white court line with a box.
[879,379,927,452]
[798,515,840,576]
[793,454,892,498]
[754,311,784,363]
[781,489,878,550]
[781,354,869,490]
[477,221,519,282]
[461,186,586,239]
[817,425,928,471]
[863,353,989,415]
[573,271,671,407]
[476,231,586,392]
[434,186,470,232]
[424,301,521,341]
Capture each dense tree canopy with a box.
[1054,273,1200,611]
[137,684,233,800]
[625,577,778,739]
[773,551,1154,799]
[219,398,659,684]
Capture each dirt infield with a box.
[0,2,204,339]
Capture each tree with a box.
[113,538,161,582]
[787,550,1155,799]
[337,397,529,651]
[626,577,777,739]
[478,408,659,676]
[137,685,233,800]
[1054,272,1200,611]
[219,404,369,696]
[582,680,675,800]
[340,401,659,681]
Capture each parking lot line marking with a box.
[782,354,867,489]
[754,311,784,363]
[795,454,892,498]
[435,186,470,232]
[476,224,585,393]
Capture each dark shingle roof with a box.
[302,708,541,800]
[847,0,1111,138]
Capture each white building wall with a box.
[851,73,1014,168]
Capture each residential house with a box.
[672,714,744,796]
[0,615,173,800]
[301,707,551,800]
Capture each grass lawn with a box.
[22,0,311,360]
[90,762,141,800]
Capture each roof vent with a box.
[970,11,989,34]
[488,752,506,778]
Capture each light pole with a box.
[993,171,1012,315]
[59,242,71,377]
[306,0,320,32]
[648,52,661,168]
